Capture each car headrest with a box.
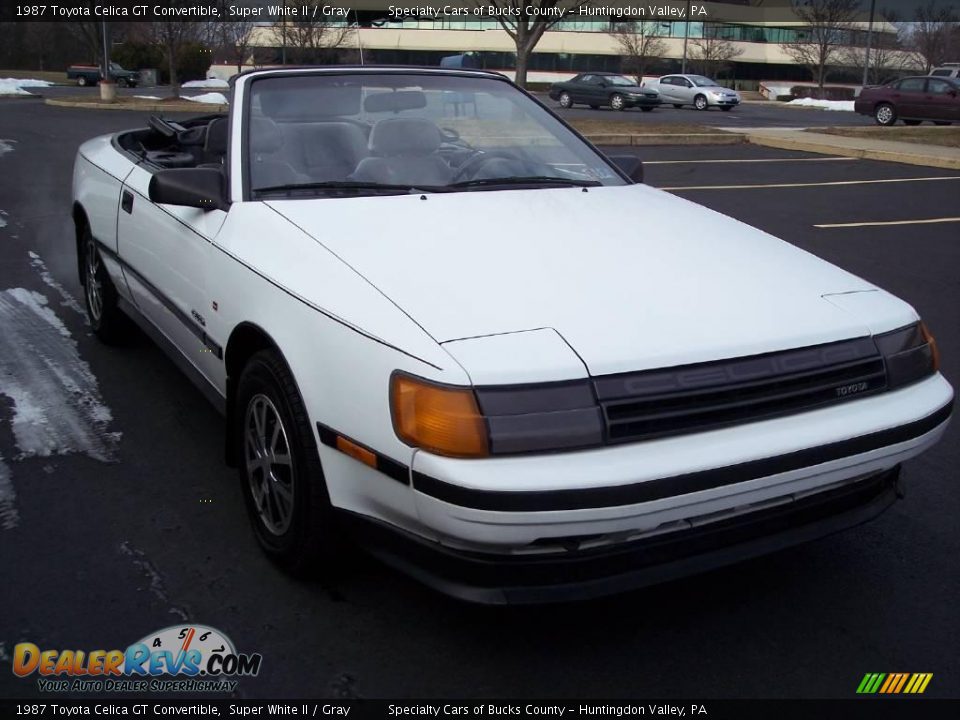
[258,82,361,120]
[369,118,441,157]
[363,90,427,113]
[204,117,228,155]
[249,116,283,155]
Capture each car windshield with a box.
[247,73,625,196]
[606,75,636,86]
[689,76,719,87]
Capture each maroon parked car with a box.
[855,76,960,126]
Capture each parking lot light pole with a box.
[681,0,690,74]
[862,0,876,87]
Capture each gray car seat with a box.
[249,116,307,189]
[290,122,368,182]
[352,118,453,186]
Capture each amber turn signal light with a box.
[390,373,489,458]
[920,321,940,372]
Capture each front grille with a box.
[594,337,887,443]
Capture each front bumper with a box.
[711,96,740,106]
[348,465,902,604]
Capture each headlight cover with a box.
[874,321,939,389]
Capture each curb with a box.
[44,97,227,113]
[746,133,960,170]
[585,132,745,146]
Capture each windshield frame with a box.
[605,75,638,87]
[239,68,632,201]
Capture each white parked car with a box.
[656,74,741,110]
[72,67,953,603]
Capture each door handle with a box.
[121,190,134,214]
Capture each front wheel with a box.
[77,76,87,87]
[82,230,128,343]
[694,94,709,111]
[558,92,573,109]
[610,93,626,111]
[237,349,343,575]
[874,102,897,126]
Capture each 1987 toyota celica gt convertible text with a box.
[72,67,953,603]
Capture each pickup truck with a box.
[66,62,139,87]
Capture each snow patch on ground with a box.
[787,98,855,112]
[184,79,229,88]
[28,251,87,321]
[185,92,228,105]
[0,78,53,96]
[134,95,161,100]
[0,288,120,461]
[119,541,190,621]
[0,139,14,158]
[0,210,7,229]
[0,455,18,530]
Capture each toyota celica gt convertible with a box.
[72,67,953,603]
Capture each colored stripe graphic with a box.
[858,673,932,694]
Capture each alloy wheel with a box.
[85,240,103,322]
[244,393,296,536]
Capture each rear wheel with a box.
[558,92,573,109]
[237,349,343,575]
[874,102,897,126]
[81,229,127,344]
[903,119,922,126]
[610,93,626,111]
[77,76,87,87]
[694,94,709,111]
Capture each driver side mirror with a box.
[609,155,644,184]
[149,168,229,212]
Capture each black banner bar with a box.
[2,700,960,720]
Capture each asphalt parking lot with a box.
[0,101,957,700]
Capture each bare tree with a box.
[688,31,744,79]
[279,2,352,64]
[781,0,859,98]
[139,17,208,97]
[609,21,667,84]
[212,8,255,74]
[480,1,588,88]
[903,2,959,72]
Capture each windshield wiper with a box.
[446,176,602,190]
[254,180,447,195]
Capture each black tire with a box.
[117,77,129,88]
[720,106,733,111]
[672,104,683,108]
[558,92,573,109]
[903,119,922,126]
[236,349,343,575]
[874,102,897,126]
[81,227,128,344]
[610,93,626,111]
[694,94,709,111]
[640,106,654,112]
[77,76,87,87]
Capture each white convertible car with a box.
[72,67,953,603]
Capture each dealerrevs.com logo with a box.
[12,625,262,693]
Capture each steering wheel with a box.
[452,150,529,183]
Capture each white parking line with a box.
[645,157,854,165]
[662,176,960,191]
[815,217,960,228]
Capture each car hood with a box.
[267,185,878,376]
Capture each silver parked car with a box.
[656,74,741,110]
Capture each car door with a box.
[116,163,228,387]
[893,77,926,117]
[676,77,695,104]
[572,75,595,104]
[924,78,959,121]
[657,77,675,102]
